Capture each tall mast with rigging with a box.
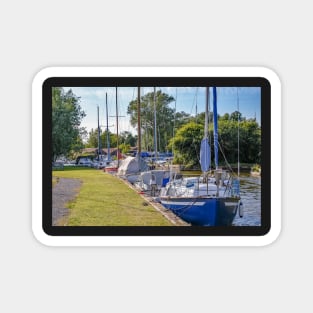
[105,92,111,162]
[212,86,219,169]
[109,87,125,167]
[115,87,119,167]
[199,87,211,177]
[137,87,141,161]
[97,105,101,160]
[153,87,157,160]
[237,87,240,178]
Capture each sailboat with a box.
[159,87,241,226]
[132,87,172,193]
[118,87,149,181]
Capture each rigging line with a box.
[195,87,198,121]
[217,140,236,176]
[192,138,200,164]
[132,87,135,101]
[129,87,136,134]
[168,198,199,214]
[172,87,177,155]
[207,87,212,172]
[237,87,240,178]
[189,87,198,116]
[208,87,211,141]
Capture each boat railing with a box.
[165,170,240,198]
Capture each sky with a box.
[63,86,261,137]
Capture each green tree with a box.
[52,88,86,161]
[68,134,86,159]
[86,129,137,152]
[127,90,175,151]
[173,111,192,129]
[85,128,98,148]
[218,119,239,163]
[119,142,131,154]
[230,111,244,121]
[169,122,203,169]
[100,130,117,148]
[220,113,230,121]
[170,112,261,168]
[119,131,137,147]
[237,119,261,163]
[109,132,118,148]
[218,118,261,164]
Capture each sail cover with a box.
[200,138,211,172]
[213,87,218,168]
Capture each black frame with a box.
[43,76,271,236]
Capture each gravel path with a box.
[52,177,82,226]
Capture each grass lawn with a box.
[52,168,173,226]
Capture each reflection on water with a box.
[233,173,261,226]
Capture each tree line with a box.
[85,129,137,154]
[170,112,261,169]
[52,88,261,167]
[52,87,86,161]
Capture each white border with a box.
[32,67,281,246]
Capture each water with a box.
[232,173,261,226]
[179,171,261,226]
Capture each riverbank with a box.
[116,175,189,226]
[52,168,175,226]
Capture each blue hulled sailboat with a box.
[159,87,241,226]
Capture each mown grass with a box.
[52,169,173,226]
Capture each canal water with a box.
[178,171,261,226]
[232,173,261,226]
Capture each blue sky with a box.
[63,87,261,136]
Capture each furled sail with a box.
[213,87,218,169]
[200,138,211,172]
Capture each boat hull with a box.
[104,167,118,173]
[160,197,239,226]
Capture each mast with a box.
[208,86,212,172]
[213,87,218,169]
[200,87,211,174]
[237,87,240,178]
[116,87,119,167]
[172,88,177,156]
[204,87,209,139]
[97,105,101,160]
[153,87,157,160]
[137,87,141,161]
[105,92,111,162]
[170,88,177,181]
[195,88,198,118]
[109,87,125,167]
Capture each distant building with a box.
[81,148,125,159]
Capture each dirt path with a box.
[52,177,82,226]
